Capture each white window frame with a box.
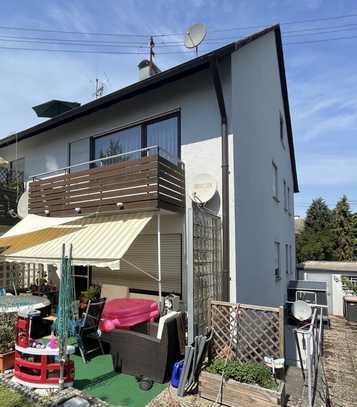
[289,245,293,275]
[274,241,281,280]
[285,244,289,274]
[280,111,285,149]
[283,179,287,212]
[287,186,291,215]
[272,162,279,202]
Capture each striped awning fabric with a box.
[0,212,153,269]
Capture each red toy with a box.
[16,310,40,348]
[14,311,75,388]
[101,298,160,332]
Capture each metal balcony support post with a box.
[306,330,312,407]
[186,208,194,345]
[210,57,230,302]
[157,212,162,304]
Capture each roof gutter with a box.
[210,56,230,302]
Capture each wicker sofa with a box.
[108,313,183,390]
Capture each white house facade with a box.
[0,25,298,312]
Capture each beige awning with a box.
[0,212,153,269]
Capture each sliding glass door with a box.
[94,126,141,165]
[146,116,179,162]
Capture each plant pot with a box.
[199,371,285,407]
[0,350,15,373]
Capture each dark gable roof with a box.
[0,24,298,192]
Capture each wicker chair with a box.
[109,313,183,390]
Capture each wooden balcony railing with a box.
[29,150,185,217]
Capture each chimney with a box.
[138,59,161,81]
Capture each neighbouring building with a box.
[0,25,298,336]
[294,215,305,236]
[298,261,357,316]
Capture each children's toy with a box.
[14,311,75,389]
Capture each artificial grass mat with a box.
[72,354,166,407]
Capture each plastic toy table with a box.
[101,298,160,331]
[0,295,50,313]
[14,344,75,389]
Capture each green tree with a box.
[333,195,353,261]
[296,198,335,263]
[304,197,334,232]
[352,213,357,260]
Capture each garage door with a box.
[92,233,182,295]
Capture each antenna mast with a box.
[95,78,104,99]
[149,36,155,66]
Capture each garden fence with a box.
[0,262,45,290]
[209,300,284,363]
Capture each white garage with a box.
[297,261,357,316]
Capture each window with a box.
[274,242,281,280]
[92,113,180,165]
[285,244,289,274]
[283,179,287,211]
[280,111,285,149]
[289,245,293,275]
[146,115,179,162]
[272,162,278,201]
[94,126,141,165]
[68,138,90,173]
[287,186,291,215]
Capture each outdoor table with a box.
[101,298,160,330]
[0,294,50,313]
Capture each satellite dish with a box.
[17,191,29,219]
[292,300,312,322]
[190,173,217,204]
[184,23,207,55]
[0,157,9,167]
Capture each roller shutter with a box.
[92,233,182,294]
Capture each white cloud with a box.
[289,67,357,142]
[299,154,357,187]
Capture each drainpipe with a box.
[210,57,230,302]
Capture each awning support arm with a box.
[120,257,160,282]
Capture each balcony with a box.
[29,147,185,217]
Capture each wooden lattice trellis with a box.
[0,262,45,290]
[209,300,284,363]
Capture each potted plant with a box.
[79,286,100,317]
[199,358,285,407]
[0,313,17,373]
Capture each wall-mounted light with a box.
[44,209,50,216]
[75,207,81,214]
[116,202,124,209]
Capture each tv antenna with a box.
[95,78,105,98]
[149,36,155,63]
[184,23,207,56]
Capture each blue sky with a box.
[0,0,357,216]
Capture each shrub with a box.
[0,384,34,407]
[79,286,100,302]
[0,313,17,354]
[206,358,276,390]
